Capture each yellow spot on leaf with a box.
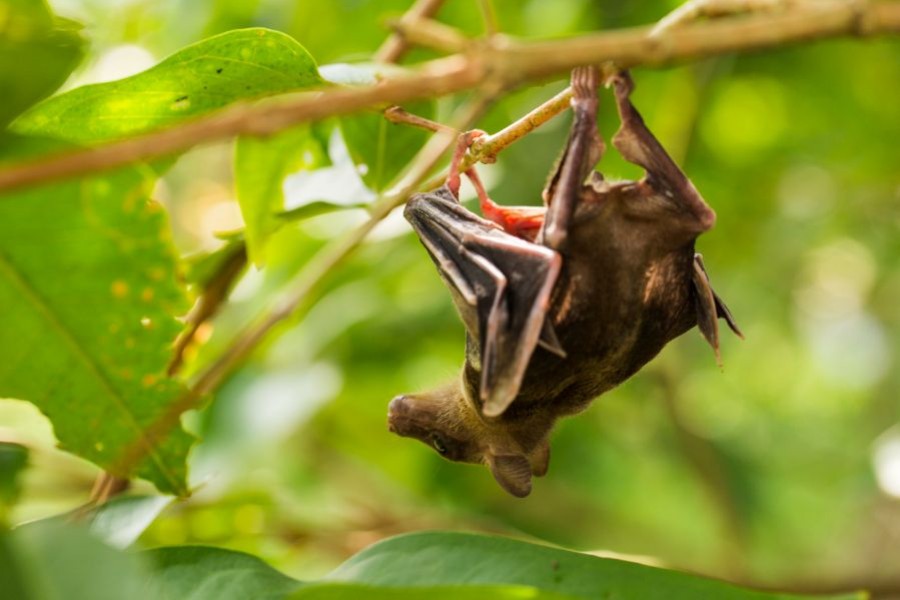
[141,288,154,302]
[142,374,158,387]
[111,280,129,298]
[195,322,214,344]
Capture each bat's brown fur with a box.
[389,69,741,497]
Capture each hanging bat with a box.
[388,67,742,497]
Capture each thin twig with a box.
[376,0,448,63]
[650,0,796,37]
[468,85,574,164]
[386,82,576,160]
[1,0,897,194]
[387,16,469,54]
[479,0,499,36]
[167,241,248,376]
[384,105,457,134]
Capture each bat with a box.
[388,67,742,497]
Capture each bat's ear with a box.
[529,440,551,477]
[692,254,743,364]
[487,453,533,497]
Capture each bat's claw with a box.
[607,70,635,100]
[571,66,599,102]
[447,130,488,198]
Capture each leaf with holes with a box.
[0,135,192,495]
[12,27,323,144]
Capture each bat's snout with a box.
[387,394,412,434]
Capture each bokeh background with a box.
[3,0,899,592]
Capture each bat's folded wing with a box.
[405,186,561,417]
[692,253,743,364]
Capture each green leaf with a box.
[146,545,575,600]
[13,27,323,144]
[327,532,864,600]
[235,124,329,265]
[86,494,173,548]
[339,105,433,192]
[146,545,304,600]
[0,520,153,600]
[0,136,193,495]
[0,442,28,524]
[288,583,577,600]
[0,0,86,129]
[277,200,367,222]
[324,63,435,192]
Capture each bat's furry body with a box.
[389,69,741,497]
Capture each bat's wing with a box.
[405,186,561,417]
[692,253,743,363]
[540,66,603,251]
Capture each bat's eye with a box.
[431,434,448,455]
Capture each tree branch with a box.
[375,0,448,63]
[1,0,897,194]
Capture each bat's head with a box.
[387,382,551,498]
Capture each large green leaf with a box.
[0,442,28,524]
[327,532,864,600]
[234,124,329,265]
[0,520,153,600]
[288,583,576,599]
[146,545,572,600]
[325,63,435,192]
[13,27,323,144]
[146,545,304,600]
[0,136,193,495]
[0,0,85,130]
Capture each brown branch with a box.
[1,0,897,195]
[375,0,448,63]
[387,15,469,54]
[650,0,795,37]
[468,85,574,164]
[167,241,248,376]
[386,83,576,165]
[384,105,457,134]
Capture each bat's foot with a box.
[607,70,635,103]
[570,66,599,105]
[447,130,486,198]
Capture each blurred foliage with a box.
[0,0,898,597]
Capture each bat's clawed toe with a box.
[607,69,635,100]
[447,130,489,198]
[571,66,599,102]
